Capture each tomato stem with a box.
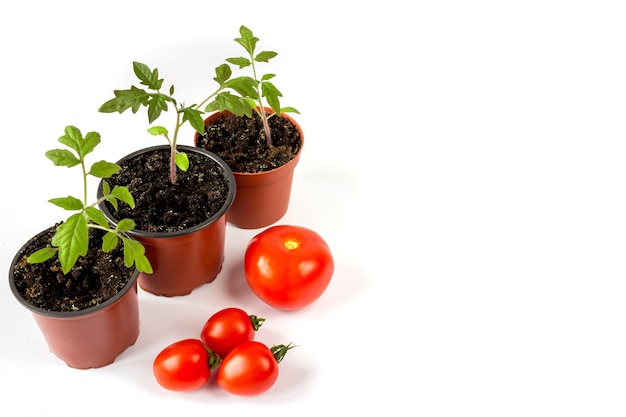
[203,344,222,369]
[271,343,296,363]
[249,315,266,331]
[284,240,299,250]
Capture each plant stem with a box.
[166,89,223,186]
[170,112,183,185]
[258,105,272,147]
[250,59,272,147]
[170,147,177,185]
[80,157,88,206]
[87,223,111,233]
[197,88,222,110]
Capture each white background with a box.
[1,1,625,415]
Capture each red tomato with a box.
[200,307,265,358]
[244,225,334,310]
[216,341,294,396]
[152,338,219,392]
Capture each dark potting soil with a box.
[196,112,302,173]
[104,149,230,233]
[12,225,134,312]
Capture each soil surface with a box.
[11,225,134,312]
[196,111,302,173]
[104,149,231,233]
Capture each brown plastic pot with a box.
[195,109,303,229]
[98,145,236,297]
[9,226,140,369]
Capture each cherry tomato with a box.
[244,225,334,310]
[200,307,265,358]
[152,338,220,392]
[216,341,294,396]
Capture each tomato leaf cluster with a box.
[27,125,152,274]
[99,62,207,184]
[204,25,300,147]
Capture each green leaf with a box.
[235,25,258,54]
[58,126,100,160]
[205,92,232,112]
[102,180,111,198]
[262,81,282,98]
[255,51,277,63]
[58,126,83,154]
[206,92,252,117]
[226,57,251,69]
[49,196,83,211]
[110,186,135,208]
[27,247,57,264]
[52,213,89,274]
[147,94,170,123]
[147,126,168,136]
[106,196,118,211]
[122,236,153,273]
[135,254,153,274]
[214,64,232,85]
[224,76,258,98]
[262,81,282,113]
[133,61,163,90]
[85,206,109,228]
[116,218,136,233]
[81,131,102,157]
[181,107,205,133]
[102,232,119,253]
[175,152,189,171]
[98,86,150,114]
[122,237,152,272]
[266,96,281,115]
[261,73,276,81]
[101,180,126,211]
[242,97,257,109]
[204,100,219,112]
[280,106,300,114]
[46,149,80,167]
[89,160,121,178]
[235,98,255,118]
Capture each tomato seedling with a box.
[217,341,295,396]
[204,25,299,147]
[244,225,334,310]
[153,338,220,392]
[201,307,265,358]
[26,125,152,275]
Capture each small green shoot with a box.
[99,62,232,184]
[27,126,153,275]
[205,25,299,147]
